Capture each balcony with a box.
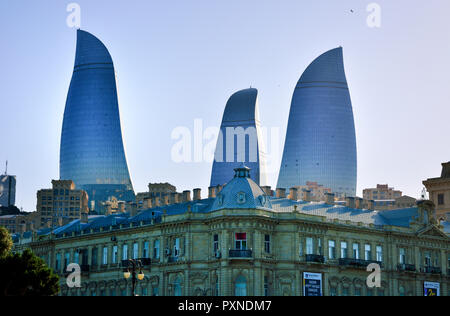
[397,264,416,272]
[229,249,253,259]
[305,254,325,263]
[421,266,441,274]
[339,258,383,268]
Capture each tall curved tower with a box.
[60,30,134,212]
[210,88,267,187]
[277,47,357,197]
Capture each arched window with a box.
[174,277,182,296]
[235,275,247,296]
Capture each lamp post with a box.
[123,259,145,296]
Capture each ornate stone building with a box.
[424,162,450,221]
[12,167,450,296]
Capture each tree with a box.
[0,227,13,259]
[0,227,60,296]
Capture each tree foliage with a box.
[0,227,60,296]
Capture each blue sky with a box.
[1,0,450,212]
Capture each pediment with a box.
[416,225,448,238]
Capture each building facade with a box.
[0,174,16,207]
[277,47,357,197]
[37,180,89,228]
[423,162,450,221]
[210,88,267,187]
[12,167,450,296]
[363,184,402,201]
[60,29,135,214]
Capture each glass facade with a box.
[210,88,267,187]
[0,175,16,207]
[60,30,134,212]
[277,47,357,197]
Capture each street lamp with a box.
[123,259,145,296]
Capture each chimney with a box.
[144,198,153,209]
[176,193,183,204]
[302,189,312,202]
[262,186,272,197]
[130,203,138,217]
[289,187,299,201]
[182,190,191,202]
[193,188,201,201]
[169,192,178,205]
[216,185,223,195]
[355,197,363,209]
[276,188,286,198]
[325,192,335,205]
[162,195,170,206]
[81,212,89,224]
[346,197,356,209]
[208,187,217,199]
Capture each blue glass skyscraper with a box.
[210,88,267,187]
[277,47,357,197]
[60,30,134,212]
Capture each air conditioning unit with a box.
[215,250,222,259]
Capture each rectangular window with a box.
[64,252,70,268]
[365,244,372,261]
[328,240,336,259]
[122,244,128,261]
[55,253,61,271]
[353,243,360,259]
[213,234,219,253]
[154,240,160,259]
[174,238,180,257]
[438,194,444,205]
[92,248,98,266]
[143,242,149,258]
[318,238,322,255]
[235,233,247,250]
[376,246,383,262]
[399,248,406,264]
[424,251,431,267]
[306,237,314,255]
[112,246,118,264]
[264,276,269,296]
[264,235,271,253]
[102,247,108,265]
[133,243,139,259]
[340,242,348,259]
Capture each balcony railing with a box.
[421,266,441,274]
[229,249,253,258]
[339,258,383,268]
[397,264,416,272]
[305,254,325,263]
[397,263,416,272]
